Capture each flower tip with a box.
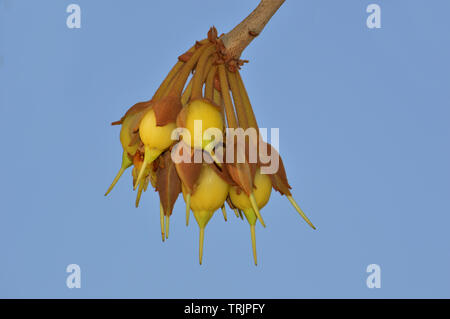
[199,227,205,265]
[286,195,316,230]
[185,194,191,226]
[165,215,170,239]
[160,202,165,242]
[221,205,227,222]
[249,193,266,228]
[250,224,258,266]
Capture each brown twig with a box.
[221,0,285,59]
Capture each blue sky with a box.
[1,0,450,298]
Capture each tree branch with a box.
[221,0,285,59]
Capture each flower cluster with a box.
[105,28,315,265]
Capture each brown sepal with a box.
[208,26,218,43]
[270,160,292,195]
[224,134,258,195]
[111,100,152,126]
[175,104,189,128]
[258,141,292,196]
[152,94,182,126]
[204,151,236,186]
[156,152,181,216]
[174,146,203,194]
[227,162,254,195]
[178,51,193,62]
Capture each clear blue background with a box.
[1,0,449,298]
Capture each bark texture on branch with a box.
[221,0,285,59]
